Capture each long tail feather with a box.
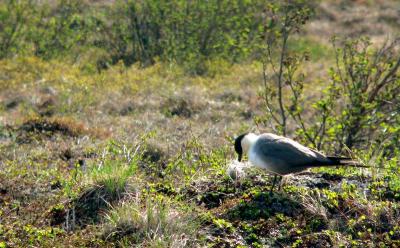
[326,156,368,167]
[307,156,369,168]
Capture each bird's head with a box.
[234,133,258,162]
[234,133,247,162]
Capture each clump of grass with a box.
[63,159,139,230]
[90,159,137,196]
[103,198,199,247]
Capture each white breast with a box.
[248,146,269,169]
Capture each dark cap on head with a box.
[234,133,247,162]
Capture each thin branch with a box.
[266,44,278,75]
[368,56,400,102]
[276,18,289,135]
[262,61,280,124]
[316,114,327,150]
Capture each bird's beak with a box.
[238,153,242,162]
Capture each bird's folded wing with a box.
[255,135,330,167]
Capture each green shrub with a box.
[327,37,400,152]
[0,0,284,74]
[96,0,268,74]
[257,2,399,155]
[0,0,33,58]
[29,1,94,59]
[293,37,400,153]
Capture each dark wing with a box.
[255,135,332,168]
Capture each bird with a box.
[234,132,366,193]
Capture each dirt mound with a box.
[19,117,86,137]
[14,117,109,143]
[162,98,199,118]
[52,184,126,230]
[186,170,400,247]
[227,192,303,220]
[185,177,238,209]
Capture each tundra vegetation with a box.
[0,0,399,247]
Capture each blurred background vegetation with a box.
[2,0,398,154]
[1,0,280,73]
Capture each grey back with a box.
[251,134,330,174]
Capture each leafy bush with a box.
[0,0,277,74]
[29,1,92,59]
[259,0,400,154]
[327,38,400,152]
[291,37,400,153]
[96,0,268,74]
[0,0,33,58]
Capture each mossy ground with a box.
[1,1,400,247]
